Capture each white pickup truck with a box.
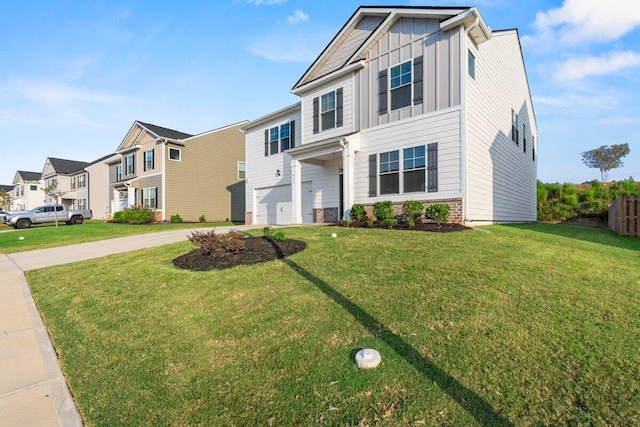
[4,204,93,229]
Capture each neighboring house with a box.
[11,171,44,211]
[41,158,90,208]
[86,153,119,220]
[0,184,14,211]
[110,120,248,222]
[243,6,537,225]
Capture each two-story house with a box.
[109,120,248,222]
[41,158,90,208]
[10,171,43,211]
[244,6,537,225]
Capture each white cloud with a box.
[288,10,309,25]
[529,0,640,46]
[553,50,640,81]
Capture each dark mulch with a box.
[173,237,307,271]
[341,220,471,233]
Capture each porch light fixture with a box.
[276,169,281,177]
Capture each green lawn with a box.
[26,224,640,426]
[0,220,237,254]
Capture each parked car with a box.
[4,205,93,229]
[0,209,6,224]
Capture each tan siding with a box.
[164,123,247,222]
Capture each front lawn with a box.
[27,224,640,425]
[0,220,237,254]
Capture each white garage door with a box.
[255,182,313,225]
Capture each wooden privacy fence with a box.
[609,195,640,237]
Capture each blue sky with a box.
[1,0,639,186]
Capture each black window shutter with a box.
[155,187,158,208]
[143,153,146,171]
[290,120,296,148]
[413,55,423,105]
[152,149,155,169]
[264,129,269,157]
[427,143,438,193]
[378,70,388,115]
[313,97,319,134]
[368,154,377,197]
[132,154,135,175]
[336,87,343,127]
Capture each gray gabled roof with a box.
[87,153,117,167]
[16,170,42,181]
[47,157,90,174]
[137,121,193,140]
[0,184,13,193]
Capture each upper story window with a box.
[390,61,412,110]
[116,164,123,181]
[126,154,136,175]
[144,149,154,171]
[264,120,296,156]
[169,148,181,161]
[269,127,279,155]
[511,109,519,145]
[313,88,343,134]
[30,185,37,191]
[523,123,527,153]
[321,92,336,131]
[15,186,21,197]
[70,176,76,190]
[78,174,86,188]
[238,161,246,180]
[468,50,476,79]
[379,56,423,115]
[280,123,291,151]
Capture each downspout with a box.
[339,138,350,220]
[156,137,167,222]
[461,16,480,224]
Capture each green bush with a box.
[402,200,424,220]
[188,229,245,257]
[340,219,352,227]
[199,215,206,223]
[383,218,398,228]
[350,204,366,221]
[373,201,394,221]
[425,203,451,225]
[263,226,273,237]
[272,231,286,241]
[406,218,415,229]
[170,214,182,223]
[111,206,153,224]
[365,220,374,228]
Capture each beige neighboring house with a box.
[109,120,248,222]
[41,157,90,209]
[86,153,119,220]
[1,184,14,211]
[10,171,43,211]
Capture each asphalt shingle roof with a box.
[137,122,193,140]
[48,157,90,174]
[17,171,42,181]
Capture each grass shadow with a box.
[283,258,514,426]
[502,222,640,252]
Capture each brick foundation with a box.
[245,211,253,225]
[314,207,340,223]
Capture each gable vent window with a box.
[390,61,412,110]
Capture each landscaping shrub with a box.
[406,218,415,229]
[263,226,273,237]
[383,218,398,228]
[350,204,366,221]
[170,214,183,223]
[188,229,245,257]
[365,220,374,228]
[272,231,286,241]
[402,200,424,220]
[340,219,352,227]
[373,201,394,221]
[199,215,206,223]
[111,206,153,224]
[425,203,451,225]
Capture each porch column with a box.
[291,159,303,224]
[342,140,355,220]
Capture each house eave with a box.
[440,8,492,44]
[242,103,301,131]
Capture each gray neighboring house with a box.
[41,157,90,209]
[11,171,43,211]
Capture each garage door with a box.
[255,182,313,225]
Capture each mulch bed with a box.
[173,237,307,271]
[341,221,471,233]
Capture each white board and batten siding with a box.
[354,108,463,204]
[465,30,537,223]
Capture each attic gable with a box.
[293,6,488,93]
[116,121,193,152]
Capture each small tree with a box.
[581,143,630,182]
[41,179,65,228]
[0,189,11,211]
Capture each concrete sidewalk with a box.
[0,225,257,426]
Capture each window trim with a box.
[126,154,136,175]
[377,145,430,195]
[389,60,412,111]
[168,147,181,162]
[403,146,426,193]
[320,91,336,131]
[269,127,279,155]
[280,122,290,151]
[78,174,86,188]
[238,161,246,180]
[142,187,157,209]
[379,150,400,195]
[144,149,154,171]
